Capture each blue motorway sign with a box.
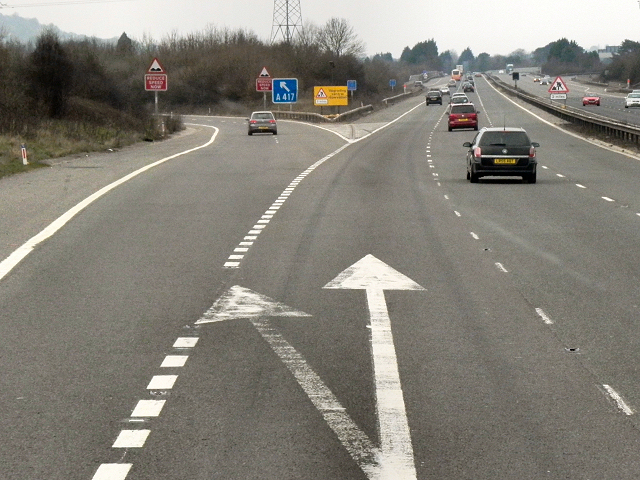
[347,80,357,91]
[389,79,397,87]
[272,78,298,104]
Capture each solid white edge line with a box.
[603,384,635,415]
[0,125,219,283]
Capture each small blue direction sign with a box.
[347,80,357,91]
[272,78,298,104]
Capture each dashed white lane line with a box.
[93,336,198,479]
[160,355,188,367]
[535,308,554,325]
[223,101,428,270]
[92,464,132,480]
[147,375,178,390]
[428,99,639,422]
[495,262,508,273]
[131,399,166,417]
[603,384,635,415]
[174,337,198,348]
[112,430,151,448]
[223,143,351,268]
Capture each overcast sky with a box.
[3,0,640,57]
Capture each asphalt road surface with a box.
[3,76,640,479]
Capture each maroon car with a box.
[582,92,601,106]
[448,103,478,131]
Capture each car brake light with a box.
[529,146,536,157]
[269,120,276,124]
[473,147,481,158]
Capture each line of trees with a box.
[1,17,638,139]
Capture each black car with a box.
[462,82,475,92]
[425,90,443,105]
[464,127,539,183]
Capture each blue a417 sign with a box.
[272,78,298,104]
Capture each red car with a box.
[582,92,601,106]
[448,103,478,131]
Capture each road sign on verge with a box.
[548,76,569,94]
[147,58,165,73]
[550,93,567,100]
[314,86,348,106]
[145,57,167,91]
[145,74,167,91]
[347,80,357,91]
[272,78,298,104]
[256,78,272,92]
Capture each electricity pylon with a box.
[270,0,303,44]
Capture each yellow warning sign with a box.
[314,86,348,106]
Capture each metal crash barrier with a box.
[487,74,640,145]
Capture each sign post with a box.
[256,67,272,110]
[145,58,167,115]
[548,76,569,105]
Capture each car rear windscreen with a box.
[451,105,475,114]
[479,131,530,146]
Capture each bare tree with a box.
[317,18,365,58]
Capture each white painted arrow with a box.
[324,255,425,480]
[196,286,380,478]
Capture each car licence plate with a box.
[458,118,469,122]
[494,159,517,165]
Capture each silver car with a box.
[625,93,640,108]
[247,111,278,135]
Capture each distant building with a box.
[594,45,619,64]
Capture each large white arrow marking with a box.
[196,286,380,478]
[324,254,425,479]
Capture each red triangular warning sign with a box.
[548,76,569,93]
[316,88,328,98]
[147,58,165,74]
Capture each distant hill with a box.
[0,12,115,44]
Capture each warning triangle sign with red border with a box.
[316,88,328,98]
[147,58,165,74]
[548,76,569,93]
